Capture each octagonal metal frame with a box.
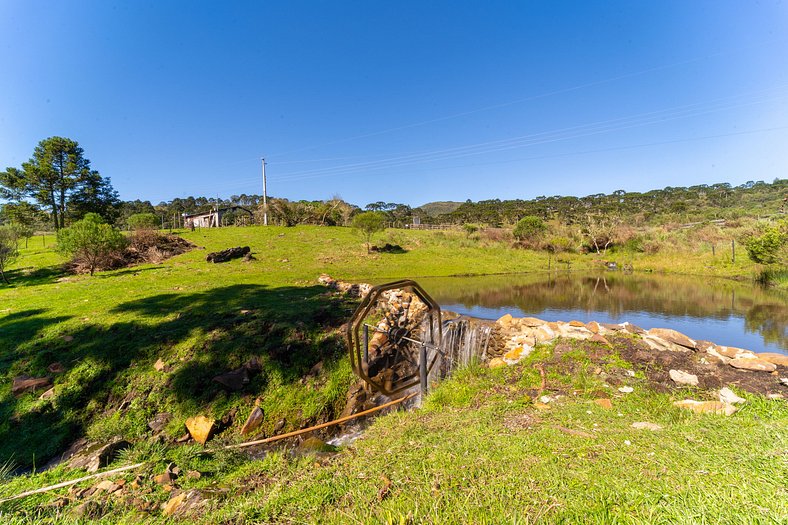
[347,280,442,395]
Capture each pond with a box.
[415,272,788,356]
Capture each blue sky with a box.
[1,1,787,207]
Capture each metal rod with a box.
[363,324,369,362]
[419,344,428,394]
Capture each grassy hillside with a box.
[0,225,783,523]
[414,201,464,218]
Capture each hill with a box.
[414,201,464,217]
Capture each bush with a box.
[127,212,159,231]
[352,211,386,253]
[745,221,787,265]
[513,216,546,242]
[57,213,127,275]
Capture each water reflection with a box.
[416,273,788,355]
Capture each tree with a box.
[513,216,547,242]
[0,225,19,284]
[352,211,386,253]
[126,212,159,231]
[0,201,46,247]
[0,137,118,230]
[57,213,127,275]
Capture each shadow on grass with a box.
[0,283,355,468]
[2,265,65,287]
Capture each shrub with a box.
[0,225,19,284]
[57,213,127,275]
[745,220,787,265]
[126,212,159,231]
[513,216,547,242]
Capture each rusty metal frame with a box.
[346,280,442,395]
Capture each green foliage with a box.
[462,223,479,237]
[512,215,546,241]
[56,213,127,275]
[352,211,386,252]
[0,225,19,284]
[745,220,787,265]
[0,137,119,230]
[126,212,159,231]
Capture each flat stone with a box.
[240,406,265,435]
[39,387,56,400]
[757,353,788,367]
[593,398,613,410]
[148,413,172,433]
[618,386,634,393]
[153,358,167,372]
[589,334,611,347]
[623,323,646,335]
[67,439,131,473]
[718,387,746,405]
[12,375,52,396]
[716,346,754,359]
[503,346,529,364]
[496,314,514,328]
[729,358,777,372]
[601,323,626,331]
[47,362,65,374]
[568,320,585,327]
[673,399,737,416]
[520,317,546,327]
[669,369,699,386]
[212,367,250,391]
[647,328,696,349]
[185,416,216,445]
[631,422,663,431]
[586,321,600,334]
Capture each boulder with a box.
[622,323,646,335]
[589,334,611,347]
[185,416,216,445]
[521,317,546,327]
[12,375,52,396]
[240,407,265,436]
[496,314,514,329]
[729,358,777,372]
[647,328,696,350]
[586,321,600,334]
[715,346,755,359]
[669,369,699,386]
[673,399,737,416]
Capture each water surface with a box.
[416,272,787,355]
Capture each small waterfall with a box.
[427,316,496,384]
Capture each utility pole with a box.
[261,157,268,226]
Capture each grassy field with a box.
[0,225,783,523]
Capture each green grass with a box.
[0,225,782,523]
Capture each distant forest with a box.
[1,178,785,230]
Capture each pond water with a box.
[415,272,788,355]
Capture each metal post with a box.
[363,324,369,363]
[261,157,268,226]
[419,344,428,394]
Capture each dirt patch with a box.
[550,334,786,397]
[66,231,195,274]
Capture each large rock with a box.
[669,369,699,386]
[212,367,250,391]
[206,246,251,263]
[718,387,746,405]
[12,375,52,396]
[185,416,216,445]
[729,358,777,372]
[647,328,696,350]
[757,353,788,367]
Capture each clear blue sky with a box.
[1,1,787,207]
